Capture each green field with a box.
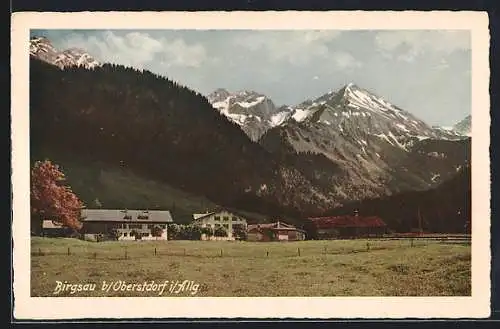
[31,237,471,297]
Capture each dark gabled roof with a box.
[308,216,387,229]
[81,209,173,223]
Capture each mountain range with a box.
[207,86,469,142]
[28,36,472,231]
[30,36,101,70]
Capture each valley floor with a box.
[31,237,471,297]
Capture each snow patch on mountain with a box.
[270,110,292,127]
[292,109,313,122]
[237,96,266,108]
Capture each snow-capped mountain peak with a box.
[297,83,462,143]
[207,88,231,103]
[207,88,285,141]
[452,115,471,137]
[208,83,465,145]
[30,36,58,55]
[30,36,101,70]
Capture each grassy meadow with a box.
[31,237,471,297]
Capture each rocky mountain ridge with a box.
[30,36,101,70]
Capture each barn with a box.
[308,215,387,239]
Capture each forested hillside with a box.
[317,165,471,233]
[29,59,336,219]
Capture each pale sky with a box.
[31,29,471,126]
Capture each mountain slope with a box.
[30,36,101,69]
[30,58,340,219]
[259,83,470,203]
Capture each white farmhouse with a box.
[192,209,248,241]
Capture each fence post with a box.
[366,242,370,251]
[410,238,414,248]
[324,246,327,255]
[220,249,223,257]
[266,251,269,257]
[93,252,97,260]
[38,248,42,256]
[154,247,157,256]
[67,247,70,256]
[297,248,301,256]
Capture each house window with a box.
[232,216,238,222]
[129,224,142,229]
[215,224,221,227]
[223,216,229,221]
[223,224,229,229]
[123,232,128,237]
[214,216,221,221]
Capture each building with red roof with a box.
[308,213,387,239]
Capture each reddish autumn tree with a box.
[31,160,84,233]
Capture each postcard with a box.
[11,10,491,320]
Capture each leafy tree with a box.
[213,226,227,237]
[31,159,84,234]
[185,224,202,240]
[168,223,180,240]
[130,230,141,240]
[109,228,120,241]
[173,224,198,240]
[200,226,214,240]
[265,228,276,241]
[151,225,164,237]
[232,224,247,240]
